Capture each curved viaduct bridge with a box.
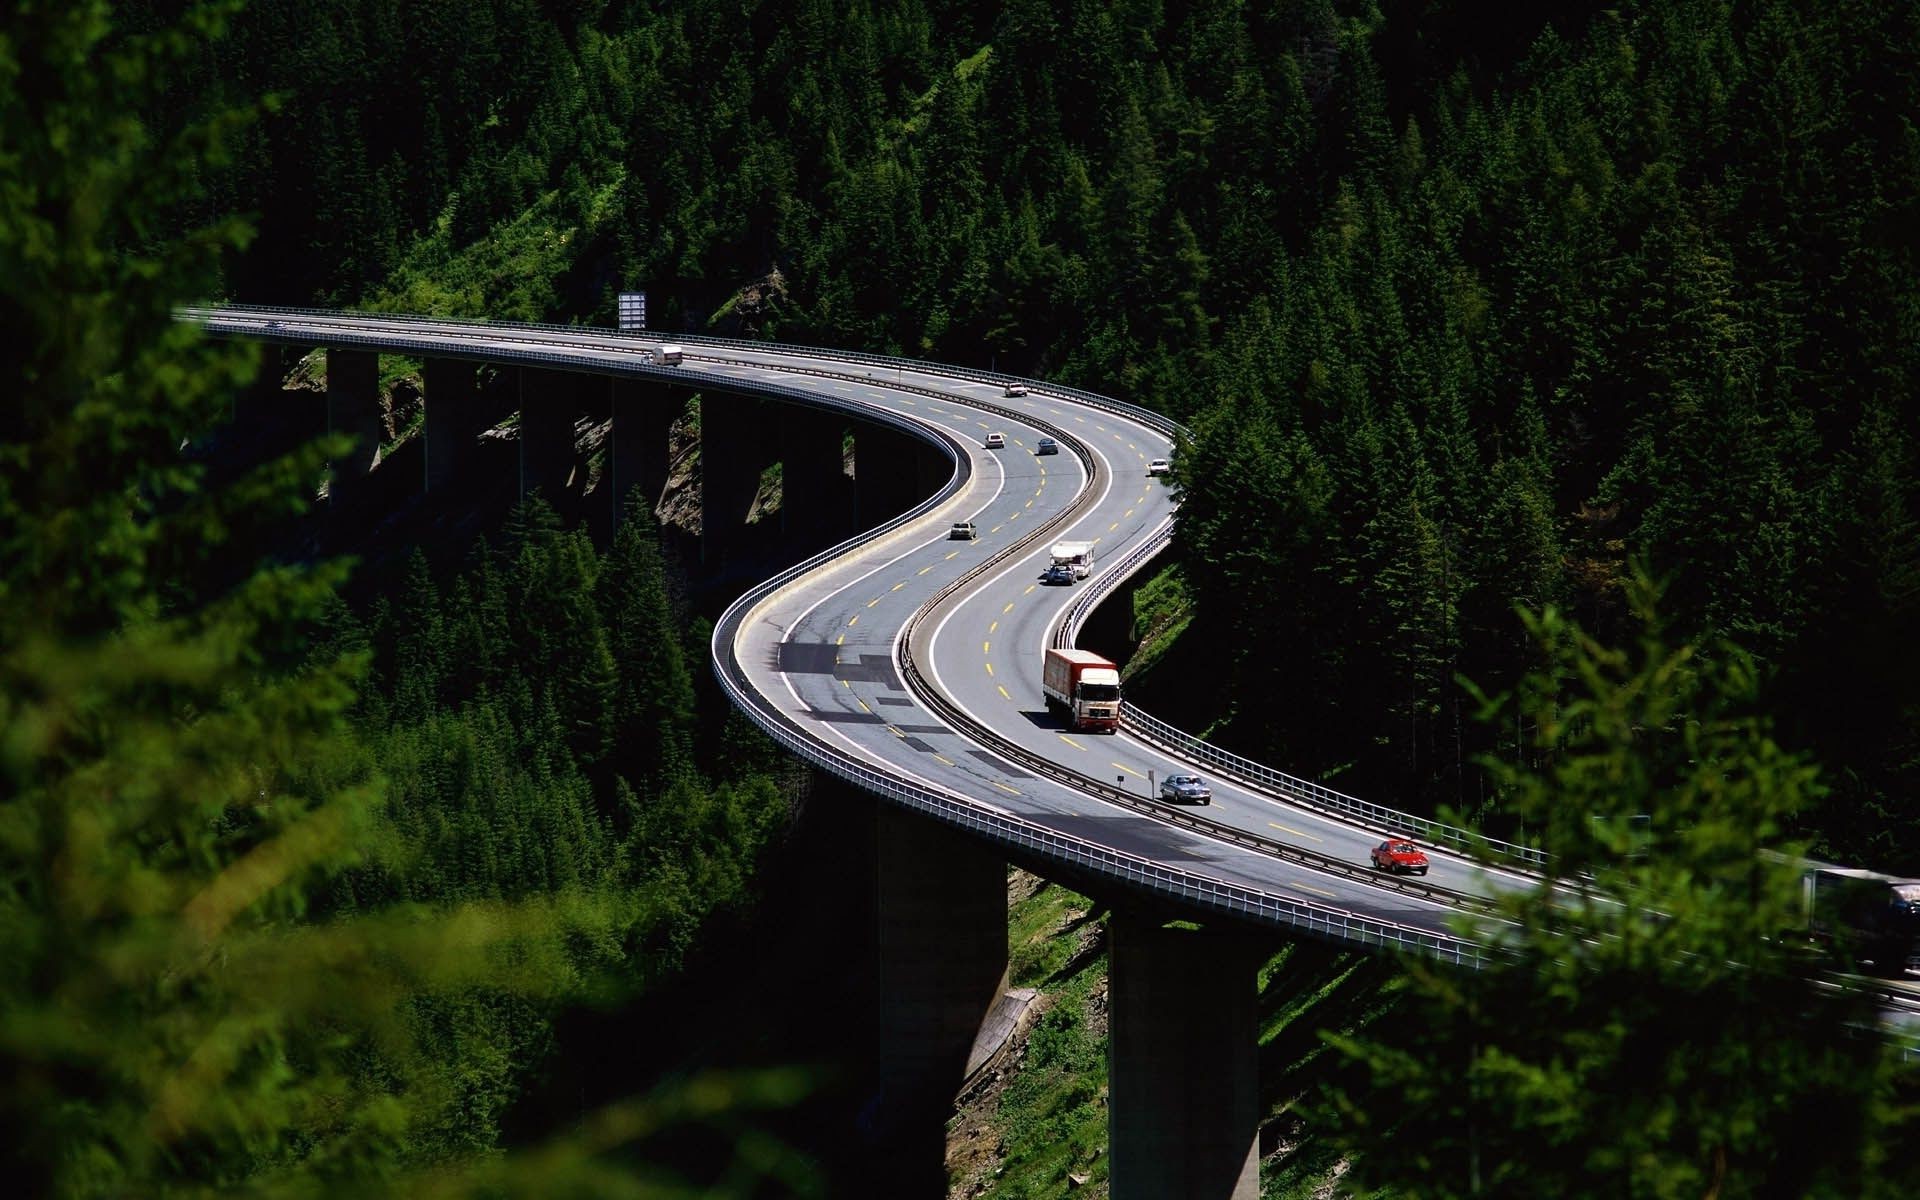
[189,305,1544,1197]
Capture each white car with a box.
[985,432,1006,449]
[1004,383,1028,397]
[949,521,978,541]
[1146,458,1170,476]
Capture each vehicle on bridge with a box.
[1040,562,1075,586]
[1804,865,1920,976]
[1160,774,1211,805]
[658,343,684,365]
[985,432,1006,449]
[1371,839,1430,875]
[949,521,978,541]
[1035,437,1058,455]
[1043,648,1121,733]
[1147,457,1170,476]
[1004,382,1028,397]
[1048,540,1094,579]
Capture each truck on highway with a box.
[1043,648,1121,732]
[658,344,684,365]
[1048,540,1094,579]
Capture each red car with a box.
[1370,838,1429,876]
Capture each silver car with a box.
[1159,774,1211,805]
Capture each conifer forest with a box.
[4,0,1919,1196]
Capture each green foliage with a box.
[1328,576,1920,1197]
[0,4,806,1193]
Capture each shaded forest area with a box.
[177,0,1920,870]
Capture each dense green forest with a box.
[9,0,1920,1195]
[178,0,1920,869]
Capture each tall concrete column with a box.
[700,394,782,562]
[1109,913,1262,1200]
[869,805,1010,1193]
[609,377,679,528]
[779,405,853,551]
[422,357,482,492]
[519,367,587,499]
[852,422,929,529]
[325,348,381,500]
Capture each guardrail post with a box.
[324,347,381,503]
[1109,912,1261,1200]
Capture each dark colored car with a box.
[1041,562,1075,585]
[1160,774,1211,805]
[1035,437,1058,455]
[1370,839,1429,875]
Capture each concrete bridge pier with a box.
[422,358,484,492]
[700,394,783,564]
[608,377,680,528]
[868,804,1010,1193]
[1108,913,1262,1200]
[779,405,854,552]
[519,367,591,499]
[853,422,945,530]
[325,348,381,502]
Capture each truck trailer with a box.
[1042,647,1121,732]
[658,343,685,365]
[1048,540,1095,579]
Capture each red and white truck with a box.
[1042,648,1122,732]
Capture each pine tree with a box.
[1331,574,1920,1197]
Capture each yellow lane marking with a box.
[1291,882,1339,900]
[1007,512,1020,522]
[841,679,851,688]
[1024,584,1037,595]
[1129,442,1136,450]
[1109,522,1119,532]
[890,582,905,592]
[945,551,960,560]
[997,685,1012,700]
[989,620,999,634]
[835,634,845,645]
[1074,416,1085,424]
[977,421,990,429]
[992,781,1022,796]
[857,700,872,713]
[1112,762,1142,777]
[1059,734,1087,751]
[848,615,859,626]
[1124,508,1134,518]
[917,565,933,575]
[985,662,995,676]
[1269,822,1323,843]
[983,641,991,656]
[900,397,915,405]
[1025,499,1033,508]
[934,754,955,767]
[1003,603,1015,613]
[889,726,905,739]
[992,524,1005,534]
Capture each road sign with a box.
[617,291,647,331]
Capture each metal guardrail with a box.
[1119,707,1551,868]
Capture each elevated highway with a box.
[188,306,1912,1197]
